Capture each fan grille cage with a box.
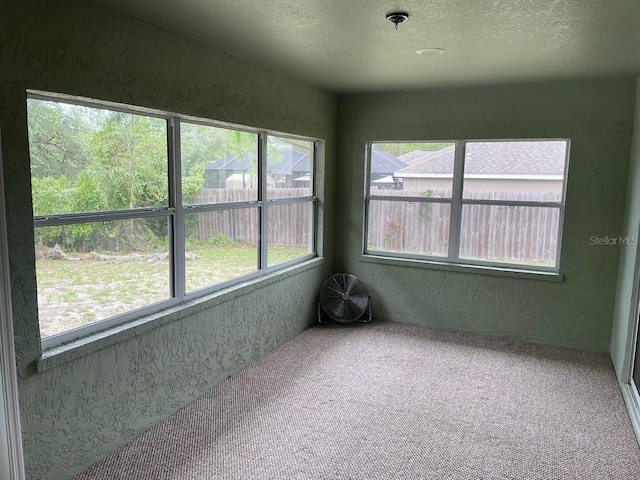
[319,273,370,323]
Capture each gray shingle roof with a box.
[370,150,407,175]
[396,141,567,176]
[205,148,310,174]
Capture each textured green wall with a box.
[336,79,636,352]
[1,1,637,478]
[611,77,640,380]
[1,1,336,479]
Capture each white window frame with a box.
[364,139,570,273]
[28,92,319,349]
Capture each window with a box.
[27,93,318,346]
[365,140,569,272]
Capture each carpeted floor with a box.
[75,321,640,479]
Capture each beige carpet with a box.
[75,321,640,479]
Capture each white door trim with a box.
[0,130,26,479]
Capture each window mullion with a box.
[258,133,268,270]
[171,117,186,300]
[33,208,173,226]
[363,143,372,254]
[448,141,465,259]
[460,198,563,208]
[312,141,319,255]
[365,195,451,204]
[554,205,565,270]
[363,196,371,254]
[365,143,373,196]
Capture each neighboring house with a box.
[369,150,408,189]
[204,149,259,188]
[394,141,567,196]
[205,138,311,189]
[207,146,409,190]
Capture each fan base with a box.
[317,302,372,324]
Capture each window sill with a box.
[359,254,563,282]
[36,257,324,373]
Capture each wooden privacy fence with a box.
[193,188,561,263]
[367,191,561,264]
[191,188,311,246]
[367,201,451,257]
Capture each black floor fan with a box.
[318,273,372,324]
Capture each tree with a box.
[29,99,171,251]
[180,122,230,202]
[89,111,167,210]
[230,129,258,189]
[27,99,90,179]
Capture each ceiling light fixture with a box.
[386,12,409,30]
[416,48,446,55]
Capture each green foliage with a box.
[27,99,89,179]
[231,130,258,187]
[35,225,71,250]
[72,172,106,213]
[32,176,74,248]
[28,100,171,251]
[373,142,454,157]
[180,123,215,201]
[186,233,239,250]
[70,223,94,249]
[268,138,285,160]
[31,176,73,216]
[88,111,168,209]
[27,99,274,253]
[419,188,435,219]
[205,233,240,247]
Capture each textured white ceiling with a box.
[96,0,640,93]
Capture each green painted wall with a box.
[336,79,636,352]
[611,77,640,381]
[1,1,336,479]
[2,1,637,478]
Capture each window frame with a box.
[28,91,319,349]
[264,134,317,268]
[364,139,570,273]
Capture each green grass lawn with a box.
[36,244,309,338]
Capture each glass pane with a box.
[370,142,455,198]
[182,123,258,204]
[462,141,568,202]
[185,209,258,292]
[366,199,450,257]
[459,205,561,267]
[266,136,313,198]
[267,202,314,267]
[35,217,171,338]
[27,98,168,214]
